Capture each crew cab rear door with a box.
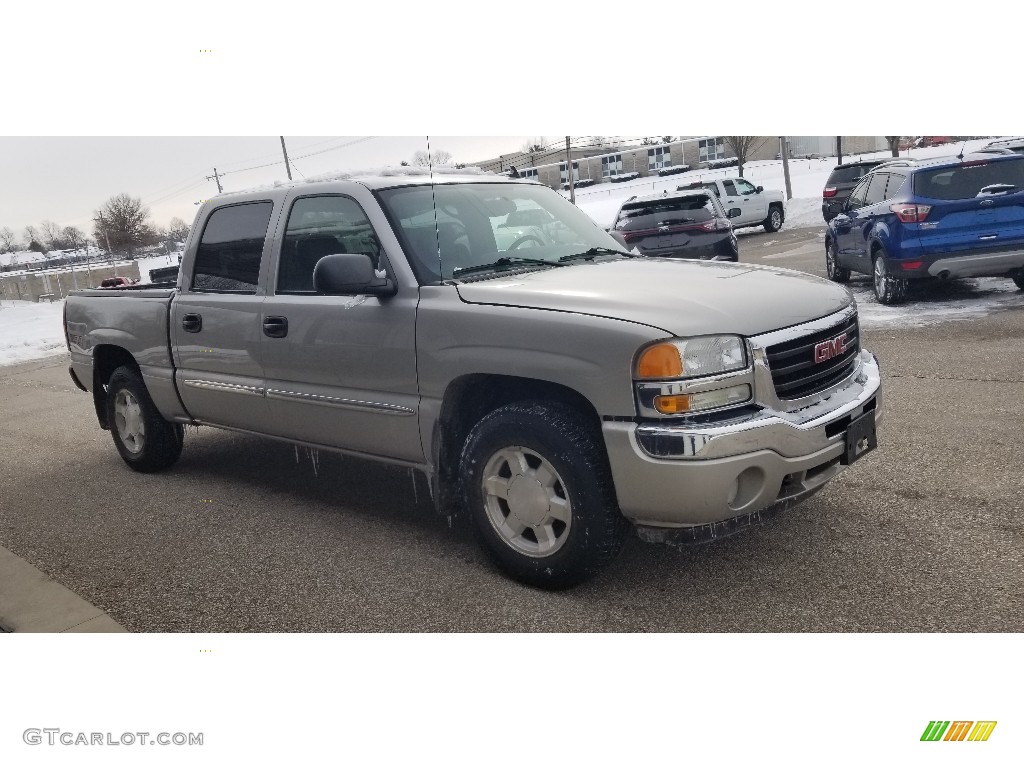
[256,188,423,463]
[913,157,1024,258]
[170,199,277,432]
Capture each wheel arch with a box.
[91,345,140,430]
[430,373,603,518]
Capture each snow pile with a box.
[0,299,67,366]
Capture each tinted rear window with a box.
[828,164,878,184]
[914,159,1024,200]
[615,196,716,229]
[193,202,274,292]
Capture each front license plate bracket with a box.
[842,410,877,465]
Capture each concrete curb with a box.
[0,546,127,633]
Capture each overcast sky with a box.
[0,136,546,242]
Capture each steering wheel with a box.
[506,234,545,250]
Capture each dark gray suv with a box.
[822,159,892,222]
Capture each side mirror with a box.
[755,186,764,193]
[313,253,396,296]
[727,208,742,219]
[608,230,629,249]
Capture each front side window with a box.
[601,154,623,177]
[847,177,871,209]
[648,146,672,170]
[277,196,382,293]
[734,179,757,196]
[192,202,274,293]
[699,137,726,162]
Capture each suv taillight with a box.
[823,187,838,198]
[699,217,731,232]
[890,203,931,223]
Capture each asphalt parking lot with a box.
[1,224,1022,632]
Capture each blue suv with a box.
[824,154,1024,304]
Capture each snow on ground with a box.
[570,139,998,230]
[0,299,66,366]
[851,276,1023,329]
[136,251,182,281]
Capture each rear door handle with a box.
[182,313,202,333]
[263,316,288,338]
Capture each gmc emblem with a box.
[814,333,847,363]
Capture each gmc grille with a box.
[766,313,860,400]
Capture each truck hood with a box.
[454,258,853,337]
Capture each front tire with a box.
[826,238,850,283]
[872,250,908,305]
[763,205,784,233]
[459,401,629,589]
[1013,273,1024,291]
[106,365,184,472]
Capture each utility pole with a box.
[836,136,843,165]
[780,137,793,201]
[280,136,293,181]
[565,136,576,204]
[206,168,223,193]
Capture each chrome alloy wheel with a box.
[873,256,886,296]
[113,389,146,454]
[481,445,572,557]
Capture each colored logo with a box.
[814,333,847,363]
[920,721,997,742]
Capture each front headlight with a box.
[634,336,753,416]
[635,335,747,380]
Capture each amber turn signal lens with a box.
[654,395,691,414]
[637,344,683,379]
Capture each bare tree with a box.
[661,136,675,144]
[723,136,770,177]
[62,226,87,251]
[167,217,190,242]
[39,220,65,251]
[411,149,453,166]
[0,227,16,253]
[24,225,39,246]
[522,137,546,153]
[885,136,901,157]
[93,193,156,256]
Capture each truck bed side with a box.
[65,287,189,427]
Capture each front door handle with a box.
[182,313,202,333]
[263,316,288,338]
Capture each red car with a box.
[98,277,136,288]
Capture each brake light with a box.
[699,217,731,232]
[823,187,838,198]
[890,203,931,223]
[901,261,923,270]
[960,160,989,167]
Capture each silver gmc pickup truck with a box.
[64,172,882,587]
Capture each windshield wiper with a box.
[452,256,565,278]
[558,246,638,263]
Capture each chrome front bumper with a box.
[603,350,882,528]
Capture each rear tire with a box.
[106,365,184,472]
[763,205,784,233]
[1013,273,1024,291]
[872,249,908,305]
[826,238,850,283]
[459,400,629,589]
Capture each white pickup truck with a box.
[681,178,786,233]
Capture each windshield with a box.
[377,182,624,282]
